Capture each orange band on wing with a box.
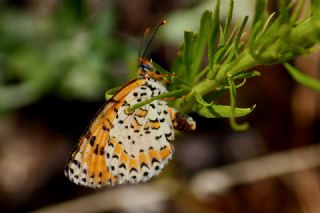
[149,149,160,160]
[134,108,148,117]
[113,141,123,156]
[150,121,160,129]
[139,152,148,163]
[129,158,138,170]
[160,146,171,160]
[120,152,129,163]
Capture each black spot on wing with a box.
[72,159,81,168]
[90,136,96,146]
[102,125,109,131]
[165,132,173,142]
[119,163,126,169]
[94,144,99,154]
[151,158,160,165]
[140,162,149,169]
[130,168,138,173]
[150,103,156,109]
[149,118,158,123]
[100,147,105,155]
[148,85,157,91]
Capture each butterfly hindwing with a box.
[107,78,175,184]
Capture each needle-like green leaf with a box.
[195,104,255,118]
[285,62,320,91]
[228,78,249,131]
[208,0,220,70]
[183,31,196,82]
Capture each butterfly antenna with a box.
[141,20,167,60]
[138,28,150,60]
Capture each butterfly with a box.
[64,21,196,188]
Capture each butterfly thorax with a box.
[138,57,165,83]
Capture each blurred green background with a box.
[1,0,320,213]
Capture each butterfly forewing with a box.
[64,78,147,188]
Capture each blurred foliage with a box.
[0,0,131,113]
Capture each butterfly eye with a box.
[140,63,153,71]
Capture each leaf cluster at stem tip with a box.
[107,0,320,131]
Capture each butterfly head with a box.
[138,57,156,77]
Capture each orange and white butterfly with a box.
[64,23,196,188]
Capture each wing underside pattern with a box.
[65,78,180,187]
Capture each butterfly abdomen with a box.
[170,109,196,131]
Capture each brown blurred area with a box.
[0,0,320,213]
